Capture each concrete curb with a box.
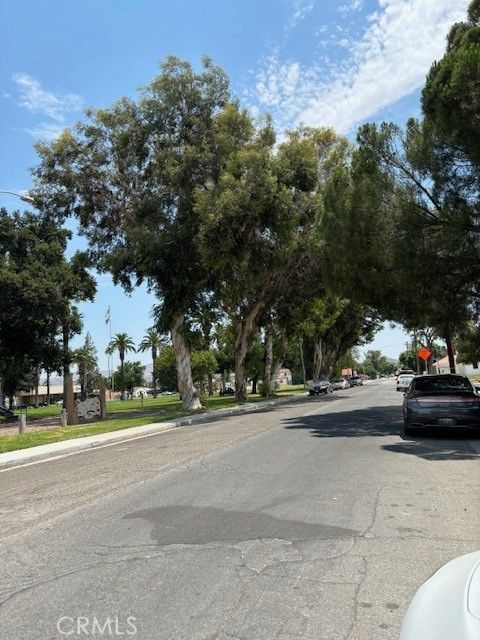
[0,393,308,470]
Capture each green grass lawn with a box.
[15,385,306,419]
[1,385,306,454]
[15,404,63,420]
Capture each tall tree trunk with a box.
[299,337,307,388]
[202,323,214,395]
[313,336,323,381]
[79,365,86,398]
[234,343,248,403]
[445,331,456,373]
[426,355,433,374]
[34,368,39,406]
[171,312,203,410]
[426,341,434,374]
[320,346,338,381]
[62,322,70,411]
[264,325,274,397]
[120,354,125,399]
[251,376,258,394]
[152,347,157,396]
[65,372,78,425]
[234,304,262,403]
[46,368,51,405]
[413,330,421,374]
[270,362,281,393]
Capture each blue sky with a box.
[0,0,468,370]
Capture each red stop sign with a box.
[417,346,432,362]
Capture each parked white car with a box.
[397,374,415,392]
[331,377,350,390]
[400,551,480,640]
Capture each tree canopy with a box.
[32,56,233,410]
[0,208,95,404]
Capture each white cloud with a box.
[339,0,364,15]
[12,73,83,122]
[10,73,83,139]
[24,122,66,141]
[288,0,315,29]
[252,0,469,134]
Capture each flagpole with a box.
[109,310,114,397]
[106,306,114,399]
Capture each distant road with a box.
[1,380,479,640]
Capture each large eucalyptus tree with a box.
[31,57,236,410]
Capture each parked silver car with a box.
[331,377,350,390]
[397,374,414,392]
[348,376,363,387]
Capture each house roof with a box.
[18,385,81,396]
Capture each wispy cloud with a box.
[338,0,363,15]
[251,0,468,134]
[288,0,315,29]
[24,122,66,141]
[9,73,83,139]
[12,73,83,122]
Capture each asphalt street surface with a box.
[1,380,479,639]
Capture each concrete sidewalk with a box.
[0,393,308,470]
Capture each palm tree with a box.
[106,333,136,398]
[138,328,163,394]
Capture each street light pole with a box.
[0,190,34,203]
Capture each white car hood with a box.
[468,557,480,620]
[400,551,480,640]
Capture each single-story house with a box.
[276,368,292,385]
[14,384,81,407]
[432,353,480,377]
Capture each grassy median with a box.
[1,386,306,454]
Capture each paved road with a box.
[1,381,479,640]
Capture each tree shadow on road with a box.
[283,405,480,461]
[382,439,479,461]
[284,405,402,438]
